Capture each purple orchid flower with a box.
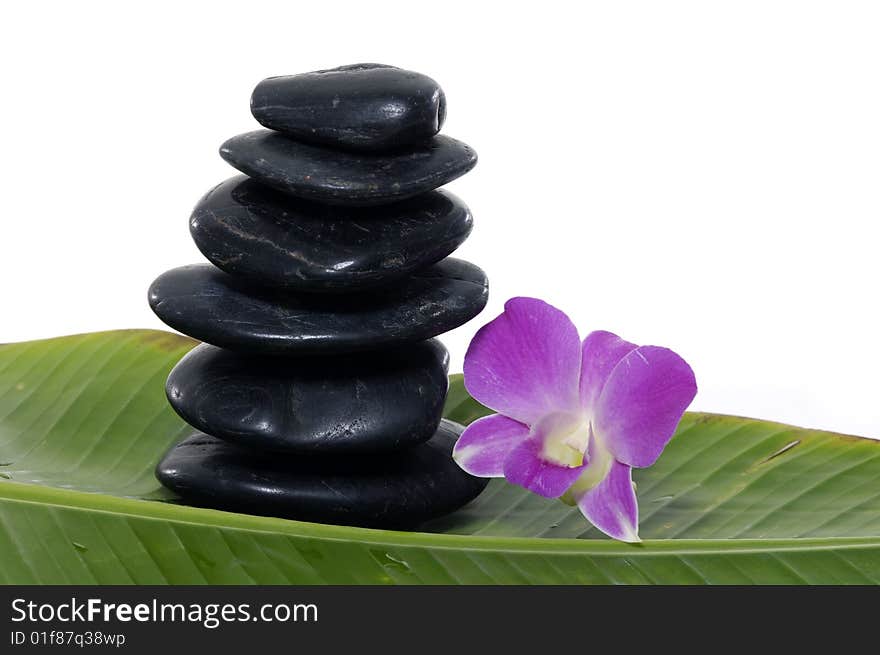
[452,297,697,542]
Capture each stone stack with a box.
[149,64,489,528]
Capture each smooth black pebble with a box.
[166,340,449,454]
[219,130,477,206]
[190,176,472,292]
[155,421,489,528]
[148,259,488,355]
[250,63,445,151]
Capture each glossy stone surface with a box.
[250,63,445,151]
[148,259,488,355]
[155,421,488,528]
[166,340,449,454]
[190,176,472,292]
[219,130,477,206]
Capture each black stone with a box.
[166,340,450,454]
[190,176,473,292]
[155,421,488,528]
[219,130,477,206]
[250,63,446,151]
[148,259,488,355]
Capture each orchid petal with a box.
[575,460,640,543]
[453,414,529,478]
[579,330,638,411]
[463,297,582,424]
[595,346,697,468]
[502,413,588,498]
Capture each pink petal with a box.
[595,346,697,468]
[453,414,529,477]
[463,297,582,424]
[502,413,588,498]
[579,330,638,411]
[575,460,640,543]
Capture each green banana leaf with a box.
[1,330,879,584]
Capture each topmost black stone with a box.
[250,63,446,152]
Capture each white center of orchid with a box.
[557,434,615,505]
[530,411,619,503]
[535,412,592,468]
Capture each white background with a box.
[1,1,878,438]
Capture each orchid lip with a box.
[535,412,591,468]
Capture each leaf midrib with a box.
[2,479,878,556]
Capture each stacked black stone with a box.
[148,64,490,529]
